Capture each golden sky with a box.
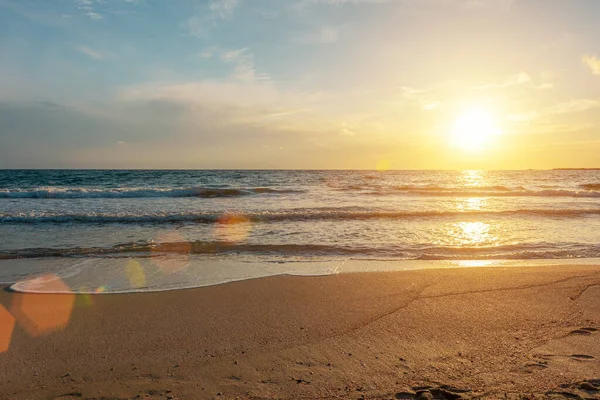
[1,0,599,169]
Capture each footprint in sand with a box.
[571,354,595,360]
[51,394,83,400]
[522,362,549,373]
[569,327,598,336]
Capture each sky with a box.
[0,0,599,169]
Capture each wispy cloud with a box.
[395,86,442,111]
[116,79,320,135]
[199,47,217,58]
[215,47,270,82]
[476,72,531,90]
[75,45,103,60]
[75,0,103,20]
[186,0,240,37]
[508,98,600,121]
[228,51,269,82]
[210,0,240,19]
[450,0,515,11]
[476,71,554,91]
[583,54,600,75]
[295,28,339,44]
[294,0,514,12]
[197,46,269,81]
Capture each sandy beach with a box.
[1,264,600,399]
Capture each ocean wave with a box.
[384,188,600,198]
[3,185,600,199]
[581,183,600,190]
[401,189,600,198]
[0,187,300,199]
[338,184,521,192]
[2,208,600,224]
[2,241,600,260]
[334,185,600,197]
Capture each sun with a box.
[451,108,502,151]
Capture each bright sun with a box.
[451,108,502,151]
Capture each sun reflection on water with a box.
[457,197,487,211]
[447,171,499,247]
[437,220,500,249]
[459,170,486,187]
[456,221,493,246]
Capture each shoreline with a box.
[4,256,600,295]
[1,264,600,399]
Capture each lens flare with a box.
[151,231,191,274]
[215,213,252,243]
[0,304,15,353]
[125,259,147,289]
[10,274,75,337]
[78,293,94,307]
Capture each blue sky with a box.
[1,0,600,169]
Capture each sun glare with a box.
[451,108,502,151]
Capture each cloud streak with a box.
[75,0,103,20]
[295,28,339,44]
[210,0,240,19]
[583,54,600,75]
[75,45,103,60]
[508,98,600,122]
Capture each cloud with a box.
[199,47,217,58]
[75,45,103,60]
[395,86,442,111]
[118,80,283,114]
[294,0,514,12]
[210,0,240,19]
[185,0,240,37]
[476,71,556,91]
[75,0,103,20]
[198,47,270,81]
[339,121,357,136]
[218,48,270,82]
[583,54,600,75]
[422,101,441,111]
[476,72,531,90]
[508,98,600,121]
[86,11,102,19]
[115,76,355,142]
[185,15,207,37]
[449,0,515,10]
[295,28,339,44]
[548,99,600,114]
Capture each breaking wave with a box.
[3,185,600,199]
[336,185,600,198]
[0,187,300,199]
[3,241,600,261]
[581,183,600,191]
[2,208,600,224]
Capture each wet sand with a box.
[1,265,600,399]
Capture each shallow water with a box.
[2,169,600,292]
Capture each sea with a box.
[2,169,600,294]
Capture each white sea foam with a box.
[3,208,600,224]
[5,257,600,294]
[0,187,299,199]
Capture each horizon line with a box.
[1,168,599,172]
